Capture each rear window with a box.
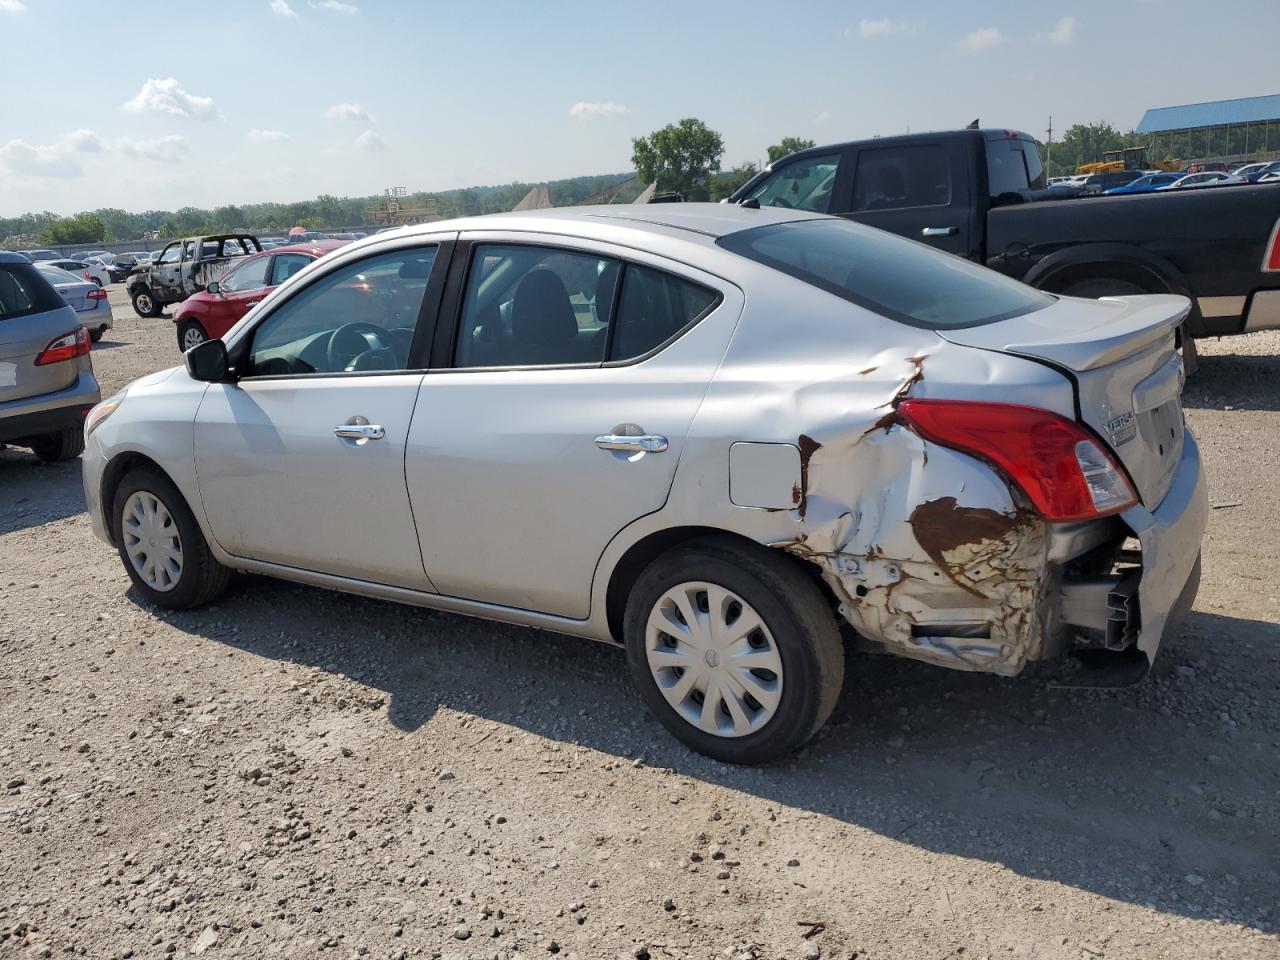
[717,219,1053,330]
[0,263,66,320]
[986,137,1046,196]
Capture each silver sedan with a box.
[82,205,1207,763]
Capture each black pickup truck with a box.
[730,128,1280,339]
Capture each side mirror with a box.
[184,338,231,382]
[205,280,221,295]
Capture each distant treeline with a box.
[1,172,642,246]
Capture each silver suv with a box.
[0,252,101,461]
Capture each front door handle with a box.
[595,434,668,453]
[921,226,959,237]
[334,423,385,441]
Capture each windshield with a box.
[718,218,1052,330]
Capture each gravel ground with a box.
[2,287,1278,960]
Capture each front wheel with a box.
[623,538,844,764]
[131,287,162,318]
[177,320,207,352]
[112,468,232,609]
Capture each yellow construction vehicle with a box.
[1077,146,1180,175]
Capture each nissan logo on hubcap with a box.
[704,649,721,668]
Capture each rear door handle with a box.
[921,226,959,237]
[595,434,668,453]
[334,423,385,440]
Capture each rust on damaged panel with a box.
[795,434,822,519]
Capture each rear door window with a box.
[718,218,1052,329]
[745,154,841,213]
[851,144,951,211]
[0,263,65,320]
[609,265,719,361]
[270,253,313,285]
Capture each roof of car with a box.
[235,239,350,260]
[0,251,28,264]
[392,203,829,244]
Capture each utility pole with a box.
[1046,115,1054,171]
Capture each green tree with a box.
[767,137,815,164]
[631,118,725,200]
[708,162,759,201]
[45,213,106,245]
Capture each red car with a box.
[171,240,348,351]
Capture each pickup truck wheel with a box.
[112,467,232,609]
[1059,277,1148,299]
[623,537,844,764]
[178,321,207,352]
[29,427,85,463]
[131,287,162,318]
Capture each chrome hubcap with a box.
[182,327,205,349]
[122,490,183,591]
[645,581,783,738]
[136,294,153,313]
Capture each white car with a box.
[43,257,111,288]
[1157,172,1244,190]
[82,206,1207,763]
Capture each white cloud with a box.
[0,129,107,179]
[269,0,297,17]
[326,102,374,124]
[568,101,628,120]
[0,140,81,178]
[122,78,219,121]
[1047,16,1079,46]
[814,110,830,125]
[956,27,1008,53]
[248,128,292,143]
[856,18,907,38]
[66,129,105,153]
[118,135,190,164]
[310,0,357,12]
[0,0,26,12]
[354,130,386,152]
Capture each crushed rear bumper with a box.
[1121,431,1208,663]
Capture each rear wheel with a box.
[1059,277,1148,299]
[177,320,207,352]
[111,467,231,609]
[89,326,106,343]
[29,427,84,463]
[623,537,844,764]
[131,287,162,318]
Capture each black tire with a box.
[93,278,103,288]
[89,326,105,343]
[1059,277,1148,299]
[131,286,162,318]
[29,426,84,462]
[177,320,207,352]
[111,467,232,610]
[623,537,844,764]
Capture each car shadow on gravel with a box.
[1184,350,1280,411]
[154,575,1280,934]
[0,450,87,533]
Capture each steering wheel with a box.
[327,322,391,372]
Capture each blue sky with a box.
[1,0,1278,216]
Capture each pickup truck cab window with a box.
[852,144,951,212]
[158,243,182,265]
[745,154,840,213]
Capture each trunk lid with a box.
[939,293,1190,508]
[50,280,96,313]
[0,305,82,403]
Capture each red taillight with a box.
[1264,219,1280,272]
[897,399,1138,522]
[88,287,107,301]
[34,326,91,366]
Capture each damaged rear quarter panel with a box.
[656,276,1078,676]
